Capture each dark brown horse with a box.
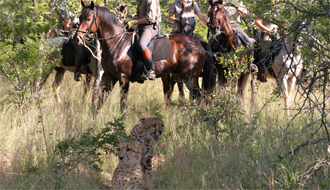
[75,1,214,109]
[208,3,255,109]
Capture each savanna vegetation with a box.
[0,0,329,189]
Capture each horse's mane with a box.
[82,4,121,27]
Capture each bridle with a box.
[76,10,98,40]
[209,4,232,36]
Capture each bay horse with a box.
[39,36,103,103]
[162,1,215,100]
[75,1,214,109]
[208,3,255,109]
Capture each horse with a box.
[254,35,303,111]
[208,3,255,110]
[39,36,103,103]
[75,1,215,110]
[161,1,215,101]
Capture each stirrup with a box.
[249,64,258,73]
[147,70,156,80]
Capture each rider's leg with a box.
[73,42,84,81]
[138,25,158,80]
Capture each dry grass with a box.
[0,72,329,189]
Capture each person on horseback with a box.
[254,1,280,82]
[123,0,161,80]
[167,0,210,35]
[209,0,254,46]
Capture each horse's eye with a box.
[86,18,91,22]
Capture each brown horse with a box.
[208,2,255,109]
[75,1,214,109]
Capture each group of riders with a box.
[58,0,280,83]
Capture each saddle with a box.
[61,38,95,74]
[129,32,171,83]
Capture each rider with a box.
[208,0,257,73]
[208,0,254,46]
[254,1,279,82]
[167,0,210,35]
[123,0,161,80]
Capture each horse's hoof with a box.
[74,73,81,81]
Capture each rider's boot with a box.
[140,48,156,80]
[73,42,84,81]
[74,54,83,81]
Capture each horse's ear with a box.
[191,2,195,10]
[91,1,95,9]
[81,0,86,7]
[181,1,185,9]
[123,6,128,16]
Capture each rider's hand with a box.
[126,20,136,29]
[123,18,133,25]
[207,22,213,30]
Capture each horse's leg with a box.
[83,74,93,99]
[238,73,250,112]
[119,78,130,112]
[250,73,258,110]
[184,76,201,100]
[280,75,290,112]
[161,74,172,104]
[176,76,185,99]
[100,73,118,108]
[53,67,66,102]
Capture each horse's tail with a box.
[200,41,216,93]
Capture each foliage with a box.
[53,116,130,187]
[0,38,57,111]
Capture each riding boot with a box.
[73,42,84,82]
[74,54,83,81]
[140,48,156,80]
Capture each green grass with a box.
[0,73,329,189]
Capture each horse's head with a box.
[179,2,196,36]
[207,3,228,35]
[75,1,100,45]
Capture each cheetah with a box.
[130,117,165,190]
[112,138,144,190]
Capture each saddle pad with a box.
[152,35,170,61]
[61,40,94,67]
[61,40,76,67]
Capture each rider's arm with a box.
[168,11,179,23]
[237,6,248,15]
[255,17,272,34]
[134,17,149,25]
[196,12,208,25]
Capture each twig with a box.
[284,137,328,157]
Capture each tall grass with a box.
[0,73,329,189]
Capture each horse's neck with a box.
[221,20,237,50]
[97,23,125,53]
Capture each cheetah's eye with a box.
[117,148,120,152]
[127,148,131,151]
[153,124,156,128]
